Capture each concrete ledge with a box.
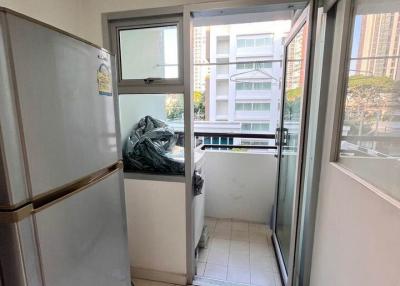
[124,172,185,183]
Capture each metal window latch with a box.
[143,77,162,84]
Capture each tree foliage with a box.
[284,87,302,120]
[166,94,184,120]
[193,90,205,120]
[344,75,399,136]
[165,91,206,121]
[346,75,396,114]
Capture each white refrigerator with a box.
[0,8,130,286]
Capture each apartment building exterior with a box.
[355,12,400,80]
[193,26,209,93]
[206,22,290,137]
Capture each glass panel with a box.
[244,103,252,110]
[241,123,251,131]
[261,103,271,111]
[252,123,269,131]
[119,25,178,80]
[245,39,254,47]
[119,94,184,175]
[265,37,273,46]
[255,38,265,47]
[259,62,272,69]
[276,22,309,270]
[237,39,246,48]
[338,5,400,200]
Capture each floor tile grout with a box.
[201,217,277,286]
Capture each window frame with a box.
[332,2,357,162]
[331,0,400,201]
[104,8,188,178]
[109,15,184,92]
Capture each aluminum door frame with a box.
[272,2,316,285]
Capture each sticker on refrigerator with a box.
[97,63,112,96]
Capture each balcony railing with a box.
[175,131,277,151]
[194,132,276,152]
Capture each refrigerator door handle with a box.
[32,161,123,213]
[0,204,33,224]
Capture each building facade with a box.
[206,21,290,137]
[355,12,400,80]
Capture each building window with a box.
[237,34,273,48]
[256,37,273,47]
[254,103,270,111]
[236,102,270,111]
[237,39,246,48]
[237,62,272,69]
[241,122,270,132]
[216,79,229,96]
[338,3,400,200]
[216,36,230,54]
[236,82,272,91]
[216,58,229,75]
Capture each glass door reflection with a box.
[273,7,310,284]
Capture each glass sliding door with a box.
[273,4,313,285]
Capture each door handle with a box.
[282,128,289,146]
[275,128,281,147]
[274,128,281,158]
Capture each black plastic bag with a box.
[192,170,204,196]
[123,116,185,175]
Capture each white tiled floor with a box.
[196,217,282,286]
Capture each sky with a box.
[349,15,362,75]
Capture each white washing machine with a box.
[193,149,206,248]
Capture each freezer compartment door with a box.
[0,11,29,208]
[6,13,119,197]
[33,170,130,286]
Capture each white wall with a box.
[124,179,187,284]
[0,0,219,46]
[79,0,219,46]
[204,151,277,224]
[0,0,82,37]
[311,164,400,286]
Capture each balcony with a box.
[195,132,277,223]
